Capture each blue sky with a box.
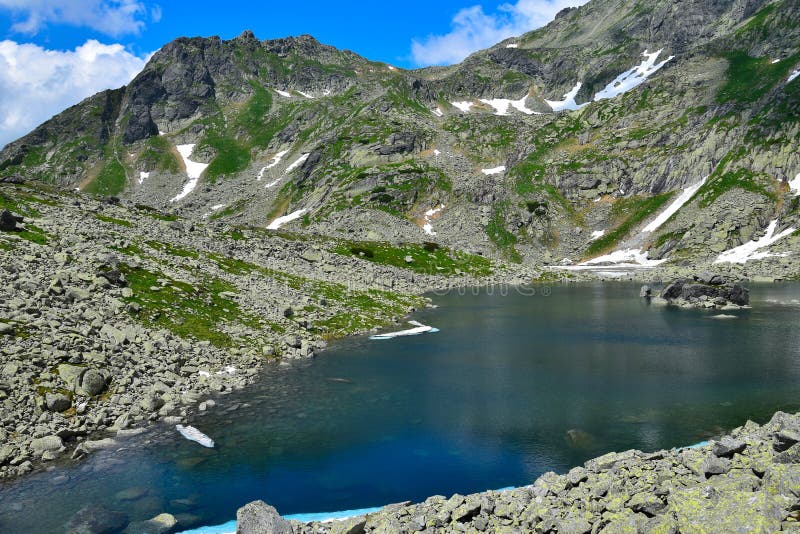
[0,0,585,147]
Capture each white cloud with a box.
[0,39,149,148]
[0,0,153,37]
[410,0,588,66]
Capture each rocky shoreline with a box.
[239,410,800,533]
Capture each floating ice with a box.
[789,69,800,83]
[285,153,310,174]
[482,166,506,175]
[370,320,439,340]
[593,49,674,102]
[545,82,584,112]
[267,209,307,230]
[423,204,445,236]
[480,95,536,116]
[714,220,795,264]
[590,230,605,240]
[641,176,707,233]
[451,101,474,112]
[138,171,150,184]
[176,425,215,448]
[170,144,209,203]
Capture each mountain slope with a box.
[1,0,800,272]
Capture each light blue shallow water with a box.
[2,282,800,533]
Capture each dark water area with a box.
[2,283,800,533]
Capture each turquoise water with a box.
[2,283,800,533]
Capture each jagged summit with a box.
[1,0,799,271]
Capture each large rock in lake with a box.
[657,275,749,309]
[236,501,292,534]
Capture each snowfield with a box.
[170,144,209,203]
[641,176,708,233]
[480,95,536,116]
[594,49,674,102]
[546,82,584,112]
[267,209,307,230]
[714,220,795,264]
[482,166,506,175]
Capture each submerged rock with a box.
[237,501,292,534]
[65,505,129,534]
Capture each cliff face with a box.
[1,0,799,269]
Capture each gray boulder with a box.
[45,392,72,412]
[79,369,107,397]
[236,501,292,534]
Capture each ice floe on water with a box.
[267,209,307,230]
[714,220,795,264]
[546,82,584,112]
[788,69,800,83]
[451,101,475,112]
[479,95,537,115]
[423,204,445,236]
[642,176,707,233]
[482,166,506,175]
[594,49,674,102]
[170,144,209,203]
[370,321,440,340]
[176,425,215,448]
[138,171,149,184]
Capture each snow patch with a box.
[202,204,226,220]
[267,209,307,230]
[789,69,800,83]
[176,425,214,448]
[432,107,444,117]
[594,49,674,102]
[641,176,707,233]
[480,95,536,116]
[387,65,396,70]
[275,89,291,97]
[433,149,441,156]
[257,150,290,180]
[423,204,445,236]
[138,171,149,185]
[170,144,209,203]
[788,173,800,196]
[581,248,667,268]
[482,166,506,175]
[714,220,795,264]
[771,59,781,64]
[545,82,584,112]
[285,153,310,174]
[451,101,474,112]
[297,90,314,99]
[370,321,440,340]
[590,230,605,240]
[506,43,519,48]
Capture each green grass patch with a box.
[145,240,200,259]
[140,135,180,173]
[203,133,251,182]
[486,204,522,263]
[120,264,252,347]
[331,240,492,276]
[716,50,800,104]
[95,213,132,227]
[134,204,178,221]
[85,158,127,196]
[698,168,776,207]
[16,224,49,245]
[585,192,674,257]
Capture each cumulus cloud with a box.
[0,0,154,37]
[411,0,588,66]
[0,39,149,148]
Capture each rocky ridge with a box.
[241,410,800,533]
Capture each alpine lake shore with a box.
[3,181,800,534]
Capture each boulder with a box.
[236,501,292,534]
[31,435,63,453]
[124,513,177,534]
[66,505,129,534]
[79,369,107,397]
[45,392,72,412]
[0,209,22,231]
[659,278,749,309]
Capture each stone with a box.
[639,285,652,298]
[0,322,14,336]
[140,393,165,412]
[58,364,87,390]
[124,513,177,534]
[66,505,129,534]
[712,437,747,457]
[30,435,63,453]
[79,369,107,397]
[45,392,72,412]
[0,209,21,231]
[236,501,292,534]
